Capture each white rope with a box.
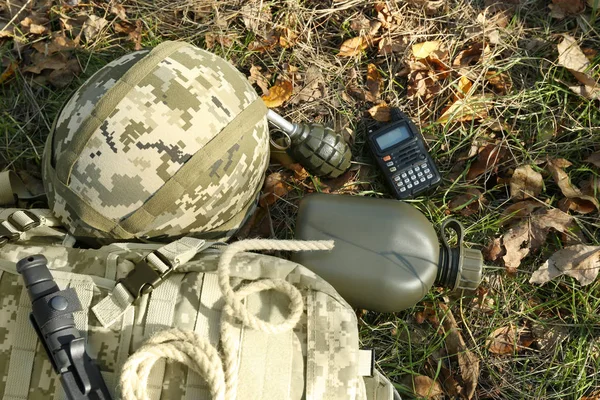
[119,239,334,400]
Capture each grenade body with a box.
[287,123,352,178]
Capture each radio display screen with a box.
[375,123,412,150]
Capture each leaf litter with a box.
[366,63,383,102]
[438,303,479,400]
[546,158,599,214]
[448,188,486,216]
[530,244,600,286]
[262,80,293,108]
[556,34,600,100]
[466,143,507,180]
[510,165,543,200]
[338,36,369,57]
[401,375,444,399]
[501,208,578,274]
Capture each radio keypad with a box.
[382,153,436,196]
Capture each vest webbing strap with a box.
[143,274,185,400]
[92,237,208,328]
[3,287,39,400]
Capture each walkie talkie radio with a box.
[367,108,441,199]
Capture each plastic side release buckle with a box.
[0,210,42,247]
[0,222,20,246]
[118,251,173,301]
[9,210,42,231]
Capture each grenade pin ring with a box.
[269,128,292,151]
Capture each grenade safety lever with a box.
[266,110,352,178]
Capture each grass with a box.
[2,0,600,398]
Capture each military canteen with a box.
[43,41,270,243]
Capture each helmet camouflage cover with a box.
[43,41,269,241]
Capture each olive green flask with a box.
[291,194,483,312]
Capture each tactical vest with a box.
[0,204,400,400]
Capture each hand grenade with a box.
[267,110,352,178]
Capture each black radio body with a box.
[367,109,441,199]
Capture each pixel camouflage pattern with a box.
[43,42,269,241]
[0,231,387,399]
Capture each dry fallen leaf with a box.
[415,302,439,325]
[248,65,270,95]
[377,36,407,55]
[259,172,291,207]
[549,0,586,19]
[412,40,441,59]
[581,391,600,400]
[47,58,80,88]
[20,13,49,35]
[530,244,600,286]
[241,2,272,38]
[455,76,473,99]
[401,375,444,399]
[338,36,368,57]
[425,50,451,79]
[32,33,78,55]
[0,61,17,84]
[428,348,462,397]
[557,35,600,100]
[477,6,512,29]
[501,208,576,273]
[366,63,382,102]
[502,200,545,224]
[585,152,600,168]
[437,95,492,124]
[407,68,442,103]
[374,2,403,29]
[531,323,570,354]
[321,170,357,194]
[448,188,485,216]
[485,71,512,95]
[114,20,143,50]
[453,42,491,68]
[466,143,506,180]
[368,103,391,122]
[510,165,543,200]
[82,15,108,43]
[483,237,504,261]
[291,65,325,104]
[24,53,68,74]
[206,32,237,50]
[581,176,600,198]
[235,206,272,239]
[350,13,371,33]
[439,303,479,400]
[278,27,298,48]
[287,163,309,181]
[262,80,293,108]
[487,325,517,355]
[111,4,128,20]
[546,158,599,214]
[558,34,590,76]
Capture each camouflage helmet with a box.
[42,41,269,242]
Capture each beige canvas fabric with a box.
[0,209,399,399]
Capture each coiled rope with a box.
[119,239,334,400]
